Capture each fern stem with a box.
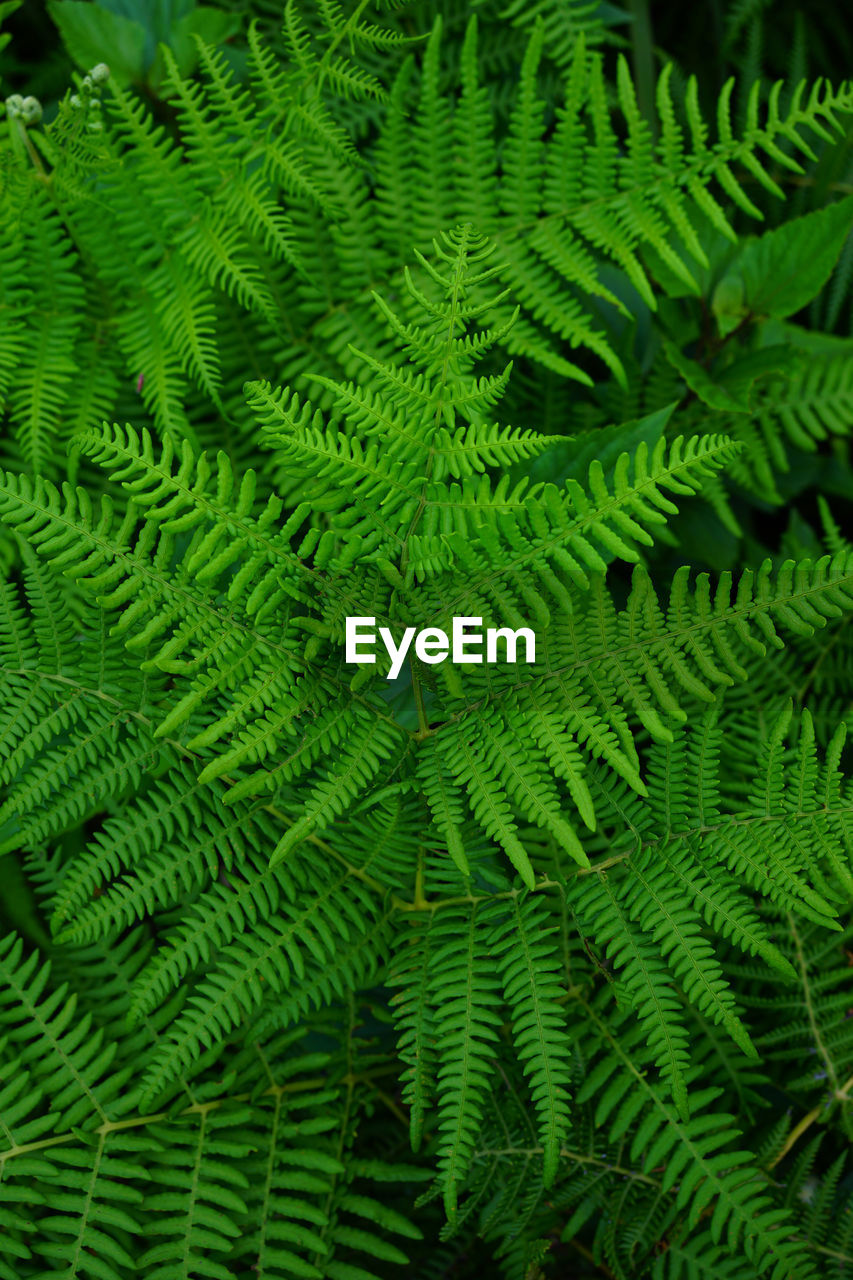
[369,1085,409,1128]
[788,911,839,1092]
[811,1242,853,1265]
[411,664,430,738]
[473,1144,660,1189]
[13,116,50,183]
[0,1077,331,1171]
[412,845,429,911]
[310,995,358,1272]
[767,1102,823,1170]
[628,0,656,134]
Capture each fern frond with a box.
[428,903,504,1222]
[485,893,573,1186]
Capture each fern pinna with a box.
[2,2,853,1277]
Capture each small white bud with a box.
[91,63,110,85]
[21,96,42,124]
[5,93,23,118]
[83,75,93,90]
[69,94,81,109]
[87,119,103,133]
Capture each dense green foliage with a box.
[2,1,853,1276]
